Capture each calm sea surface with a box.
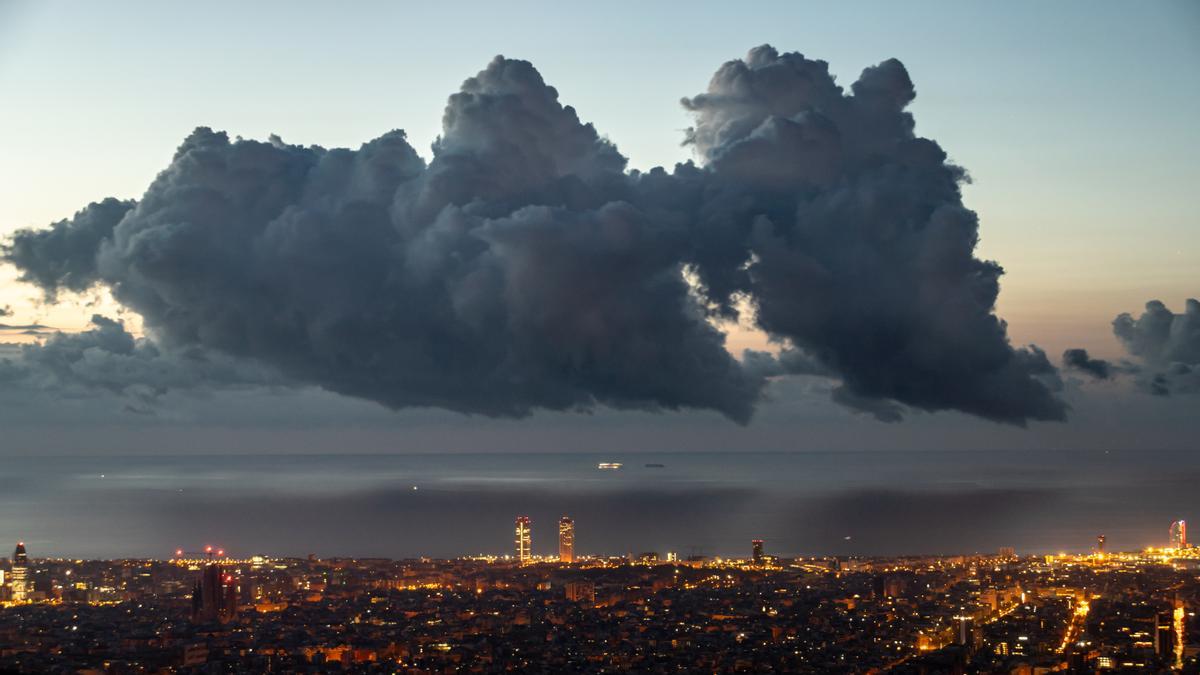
[0,451,1193,559]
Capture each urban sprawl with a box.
[1,518,1199,673]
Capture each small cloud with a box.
[1062,348,1112,380]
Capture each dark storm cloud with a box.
[1,46,1065,425]
[673,47,1065,424]
[740,347,830,380]
[1067,299,1199,395]
[4,198,134,297]
[0,314,279,410]
[1062,348,1113,380]
[829,386,906,423]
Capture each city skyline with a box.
[8,511,1200,566]
[0,2,1195,671]
[4,540,1199,671]
[6,522,1200,670]
[9,513,1200,569]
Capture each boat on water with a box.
[644,463,665,468]
[597,462,623,470]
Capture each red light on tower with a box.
[175,549,183,557]
[205,545,213,553]
[217,549,225,557]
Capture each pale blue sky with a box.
[1,0,1197,356]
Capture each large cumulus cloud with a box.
[673,47,1063,423]
[1,46,1066,424]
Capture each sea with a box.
[0,450,1194,560]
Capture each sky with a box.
[2,1,1197,352]
[0,0,1197,458]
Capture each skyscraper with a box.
[1170,520,1187,549]
[752,539,764,565]
[558,516,575,563]
[956,614,976,650]
[1156,611,1176,658]
[515,516,531,562]
[191,562,237,623]
[9,542,28,603]
[1097,534,1106,555]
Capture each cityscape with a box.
[2,518,1200,672]
[1,1,1198,674]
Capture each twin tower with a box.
[515,516,574,563]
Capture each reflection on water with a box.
[0,450,1194,559]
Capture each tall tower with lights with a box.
[752,539,765,565]
[9,543,28,602]
[515,516,532,562]
[1170,520,1187,549]
[190,547,237,623]
[559,516,575,563]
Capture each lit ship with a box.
[597,462,623,470]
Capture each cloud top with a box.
[2,47,1065,424]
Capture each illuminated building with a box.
[874,575,908,599]
[515,516,531,562]
[558,516,575,563]
[9,543,28,602]
[191,562,238,623]
[752,539,764,565]
[1156,611,1175,658]
[955,615,976,650]
[1170,520,1187,549]
[1096,534,1106,554]
[565,580,595,603]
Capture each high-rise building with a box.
[10,542,28,603]
[752,539,765,565]
[956,614,976,650]
[1097,534,1106,554]
[191,563,237,623]
[1170,520,1187,549]
[1156,611,1176,658]
[515,516,531,562]
[558,516,575,563]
